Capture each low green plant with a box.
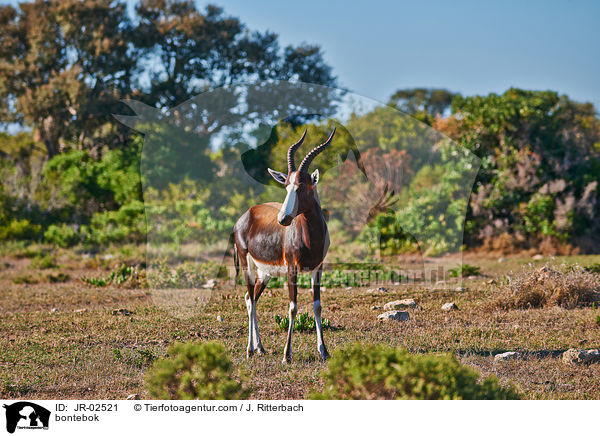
[449,263,481,278]
[584,263,600,274]
[593,303,600,326]
[145,341,248,400]
[274,312,331,332]
[30,254,58,269]
[48,272,70,283]
[82,276,109,287]
[311,343,519,400]
[11,274,39,285]
[82,263,146,288]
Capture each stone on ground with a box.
[494,351,521,362]
[383,299,417,310]
[367,286,388,294]
[377,310,410,322]
[441,302,459,311]
[562,348,600,365]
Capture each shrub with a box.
[493,265,600,310]
[44,223,81,247]
[30,254,58,269]
[82,263,146,289]
[145,341,247,400]
[0,219,42,241]
[84,200,146,246]
[311,343,519,400]
[584,263,600,274]
[449,263,481,277]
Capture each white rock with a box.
[126,394,140,400]
[378,310,410,322]
[74,308,88,314]
[494,351,520,362]
[202,279,217,289]
[562,348,600,365]
[102,254,114,260]
[532,254,544,260]
[441,302,459,311]
[366,287,388,294]
[383,299,417,310]
[455,286,466,291]
[216,315,224,322]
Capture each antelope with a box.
[233,128,335,363]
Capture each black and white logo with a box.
[2,402,50,434]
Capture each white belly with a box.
[247,255,287,282]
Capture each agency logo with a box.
[2,402,50,434]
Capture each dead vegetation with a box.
[1,248,600,400]
[493,265,600,310]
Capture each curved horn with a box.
[297,128,336,174]
[287,128,307,173]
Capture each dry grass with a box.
[1,247,600,400]
[492,265,600,310]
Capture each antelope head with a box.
[268,128,336,226]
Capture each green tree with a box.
[0,0,339,158]
[447,88,600,250]
[0,0,135,157]
[389,88,457,125]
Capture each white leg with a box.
[245,292,254,358]
[282,301,297,363]
[252,296,266,355]
[252,272,269,355]
[312,269,329,361]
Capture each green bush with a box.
[84,200,146,246]
[449,263,481,277]
[145,341,248,400]
[0,219,42,241]
[30,254,58,269]
[44,223,81,247]
[311,343,519,400]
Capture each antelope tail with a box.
[233,241,240,288]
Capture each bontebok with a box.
[233,128,335,363]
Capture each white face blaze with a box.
[278,171,299,224]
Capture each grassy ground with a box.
[1,245,599,400]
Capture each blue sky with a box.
[4,0,600,108]
[212,0,600,108]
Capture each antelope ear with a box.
[267,168,287,184]
[311,169,320,185]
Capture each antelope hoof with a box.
[256,346,266,356]
[282,354,292,364]
[246,348,254,359]
[319,345,330,361]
